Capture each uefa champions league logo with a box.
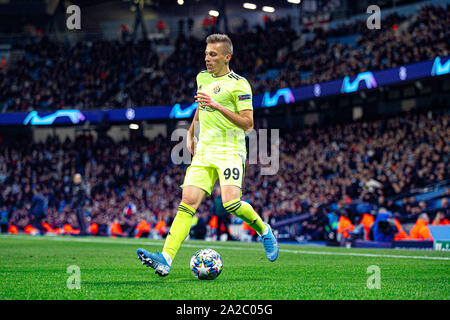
[399,67,407,80]
[341,72,377,93]
[23,110,86,125]
[314,84,321,97]
[170,103,198,118]
[431,56,450,76]
[126,108,135,120]
[261,88,295,107]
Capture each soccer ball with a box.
[190,249,223,280]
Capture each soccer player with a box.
[137,34,278,276]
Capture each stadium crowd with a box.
[1,4,448,112]
[268,4,449,91]
[0,38,159,112]
[1,109,448,242]
[112,22,299,108]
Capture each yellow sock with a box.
[223,199,266,235]
[162,202,195,261]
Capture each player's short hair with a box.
[206,34,233,56]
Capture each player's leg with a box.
[221,185,266,236]
[161,185,206,262]
[137,162,216,276]
[217,156,279,262]
[137,185,206,276]
[221,185,278,262]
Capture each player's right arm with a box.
[187,106,199,155]
[187,71,207,155]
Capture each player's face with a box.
[73,174,81,184]
[205,43,231,75]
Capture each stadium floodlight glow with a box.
[287,0,301,4]
[262,6,275,13]
[209,10,219,17]
[129,123,139,130]
[243,3,257,9]
[177,0,184,5]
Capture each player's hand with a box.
[195,91,220,110]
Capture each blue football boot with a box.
[136,248,171,277]
[260,223,279,262]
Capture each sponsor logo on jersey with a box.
[200,106,216,112]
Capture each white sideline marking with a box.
[1,235,449,261]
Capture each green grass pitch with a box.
[0,234,449,300]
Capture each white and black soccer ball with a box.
[190,248,223,280]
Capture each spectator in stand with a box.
[134,219,151,238]
[190,212,208,240]
[119,24,131,42]
[370,210,398,242]
[71,173,87,235]
[202,16,211,34]
[109,219,124,237]
[337,209,354,245]
[187,17,194,34]
[393,213,409,240]
[439,197,449,216]
[299,205,327,241]
[156,20,166,34]
[350,216,365,240]
[263,15,271,28]
[409,213,433,240]
[177,18,185,35]
[360,212,375,240]
[210,16,217,33]
[30,186,47,230]
[432,211,450,226]
[213,188,232,240]
[0,206,9,233]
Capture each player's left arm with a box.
[196,91,253,131]
[221,107,253,132]
[194,79,254,131]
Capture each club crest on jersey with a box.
[213,86,221,94]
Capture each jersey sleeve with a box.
[196,72,202,90]
[196,71,208,91]
[232,79,253,112]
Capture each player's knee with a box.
[221,185,241,203]
[181,186,205,210]
[223,198,241,213]
[222,197,240,206]
[180,196,200,211]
